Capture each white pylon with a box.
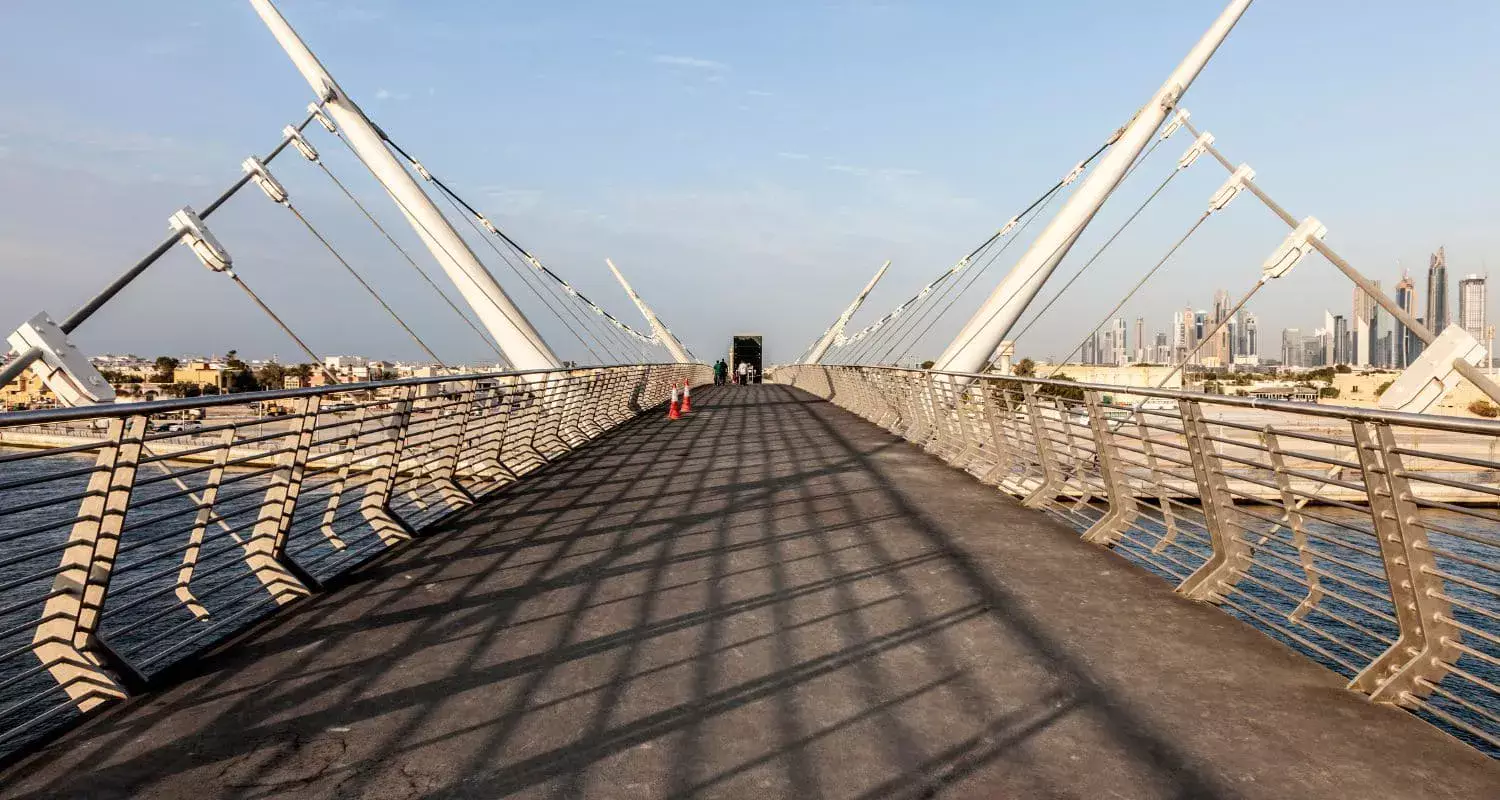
[806,260,890,364]
[249,0,560,371]
[605,258,692,364]
[931,0,1252,376]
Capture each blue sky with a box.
[1,0,1497,365]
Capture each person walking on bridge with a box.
[713,359,728,385]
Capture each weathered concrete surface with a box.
[2,384,1496,799]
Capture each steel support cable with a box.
[433,189,613,364]
[885,186,1066,365]
[831,138,1113,366]
[311,159,506,361]
[828,268,963,365]
[1044,210,1213,377]
[979,130,1184,373]
[371,123,663,355]
[1007,165,1182,353]
[321,127,557,368]
[225,274,337,384]
[1,111,319,389]
[430,174,662,361]
[1156,274,1267,389]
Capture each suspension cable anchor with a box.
[283,125,319,162]
[1160,108,1191,141]
[1061,162,1086,187]
[307,102,337,133]
[1177,131,1214,170]
[169,207,232,273]
[242,157,289,205]
[6,312,115,406]
[1207,164,1255,212]
[1261,217,1326,280]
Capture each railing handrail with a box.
[809,363,1500,436]
[0,363,686,427]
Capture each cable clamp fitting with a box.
[1208,164,1255,212]
[996,216,1019,238]
[479,216,499,235]
[1261,217,1326,280]
[284,125,319,162]
[525,255,545,272]
[307,103,337,134]
[1177,131,1214,171]
[242,157,289,206]
[169,207,233,273]
[411,161,433,181]
[1060,162,1085,188]
[1160,108,1191,141]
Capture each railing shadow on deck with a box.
[0,384,1267,799]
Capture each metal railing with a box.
[0,363,707,758]
[774,364,1500,756]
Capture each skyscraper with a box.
[1113,317,1129,366]
[1427,247,1449,334]
[1244,313,1258,359]
[1353,284,1376,367]
[1133,317,1145,364]
[1333,315,1349,364]
[1282,328,1302,368]
[1460,274,1489,365]
[1322,311,1337,365]
[1394,273,1416,368]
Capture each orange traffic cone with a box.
[680,380,692,414]
[668,386,681,420]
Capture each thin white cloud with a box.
[747,89,774,97]
[652,55,729,72]
[776,152,810,161]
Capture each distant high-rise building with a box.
[1082,331,1097,365]
[1427,247,1450,334]
[1113,317,1129,366]
[1133,317,1145,363]
[1282,328,1303,368]
[1322,311,1337,365]
[1333,315,1349,365]
[1353,284,1376,367]
[1153,331,1170,363]
[1460,274,1489,365]
[1412,316,1427,363]
[1194,311,1209,363]
[1394,273,1417,368]
[1243,312,1258,359]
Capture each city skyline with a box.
[1067,244,1491,372]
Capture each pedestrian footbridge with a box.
[0,369,1496,798]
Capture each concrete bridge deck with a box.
[2,385,1496,799]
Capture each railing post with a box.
[362,386,416,543]
[32,415,147,712]
[1081,391,1139,545]
[1019,384,1063,507]
[979,382,1021,488]
[314,408,368,551]
[176,426,238,619]
[1136,410,1180,555]
[1260,427,1324,620]
[244,396,318,601]
[1348,421,1459,704]
[1175,399,1251,602]
[423,380,478,513]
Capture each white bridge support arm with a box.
[605,258,692,364]
[807,260,890,364]
[249,0,560,371]
[932,0,1253,375]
